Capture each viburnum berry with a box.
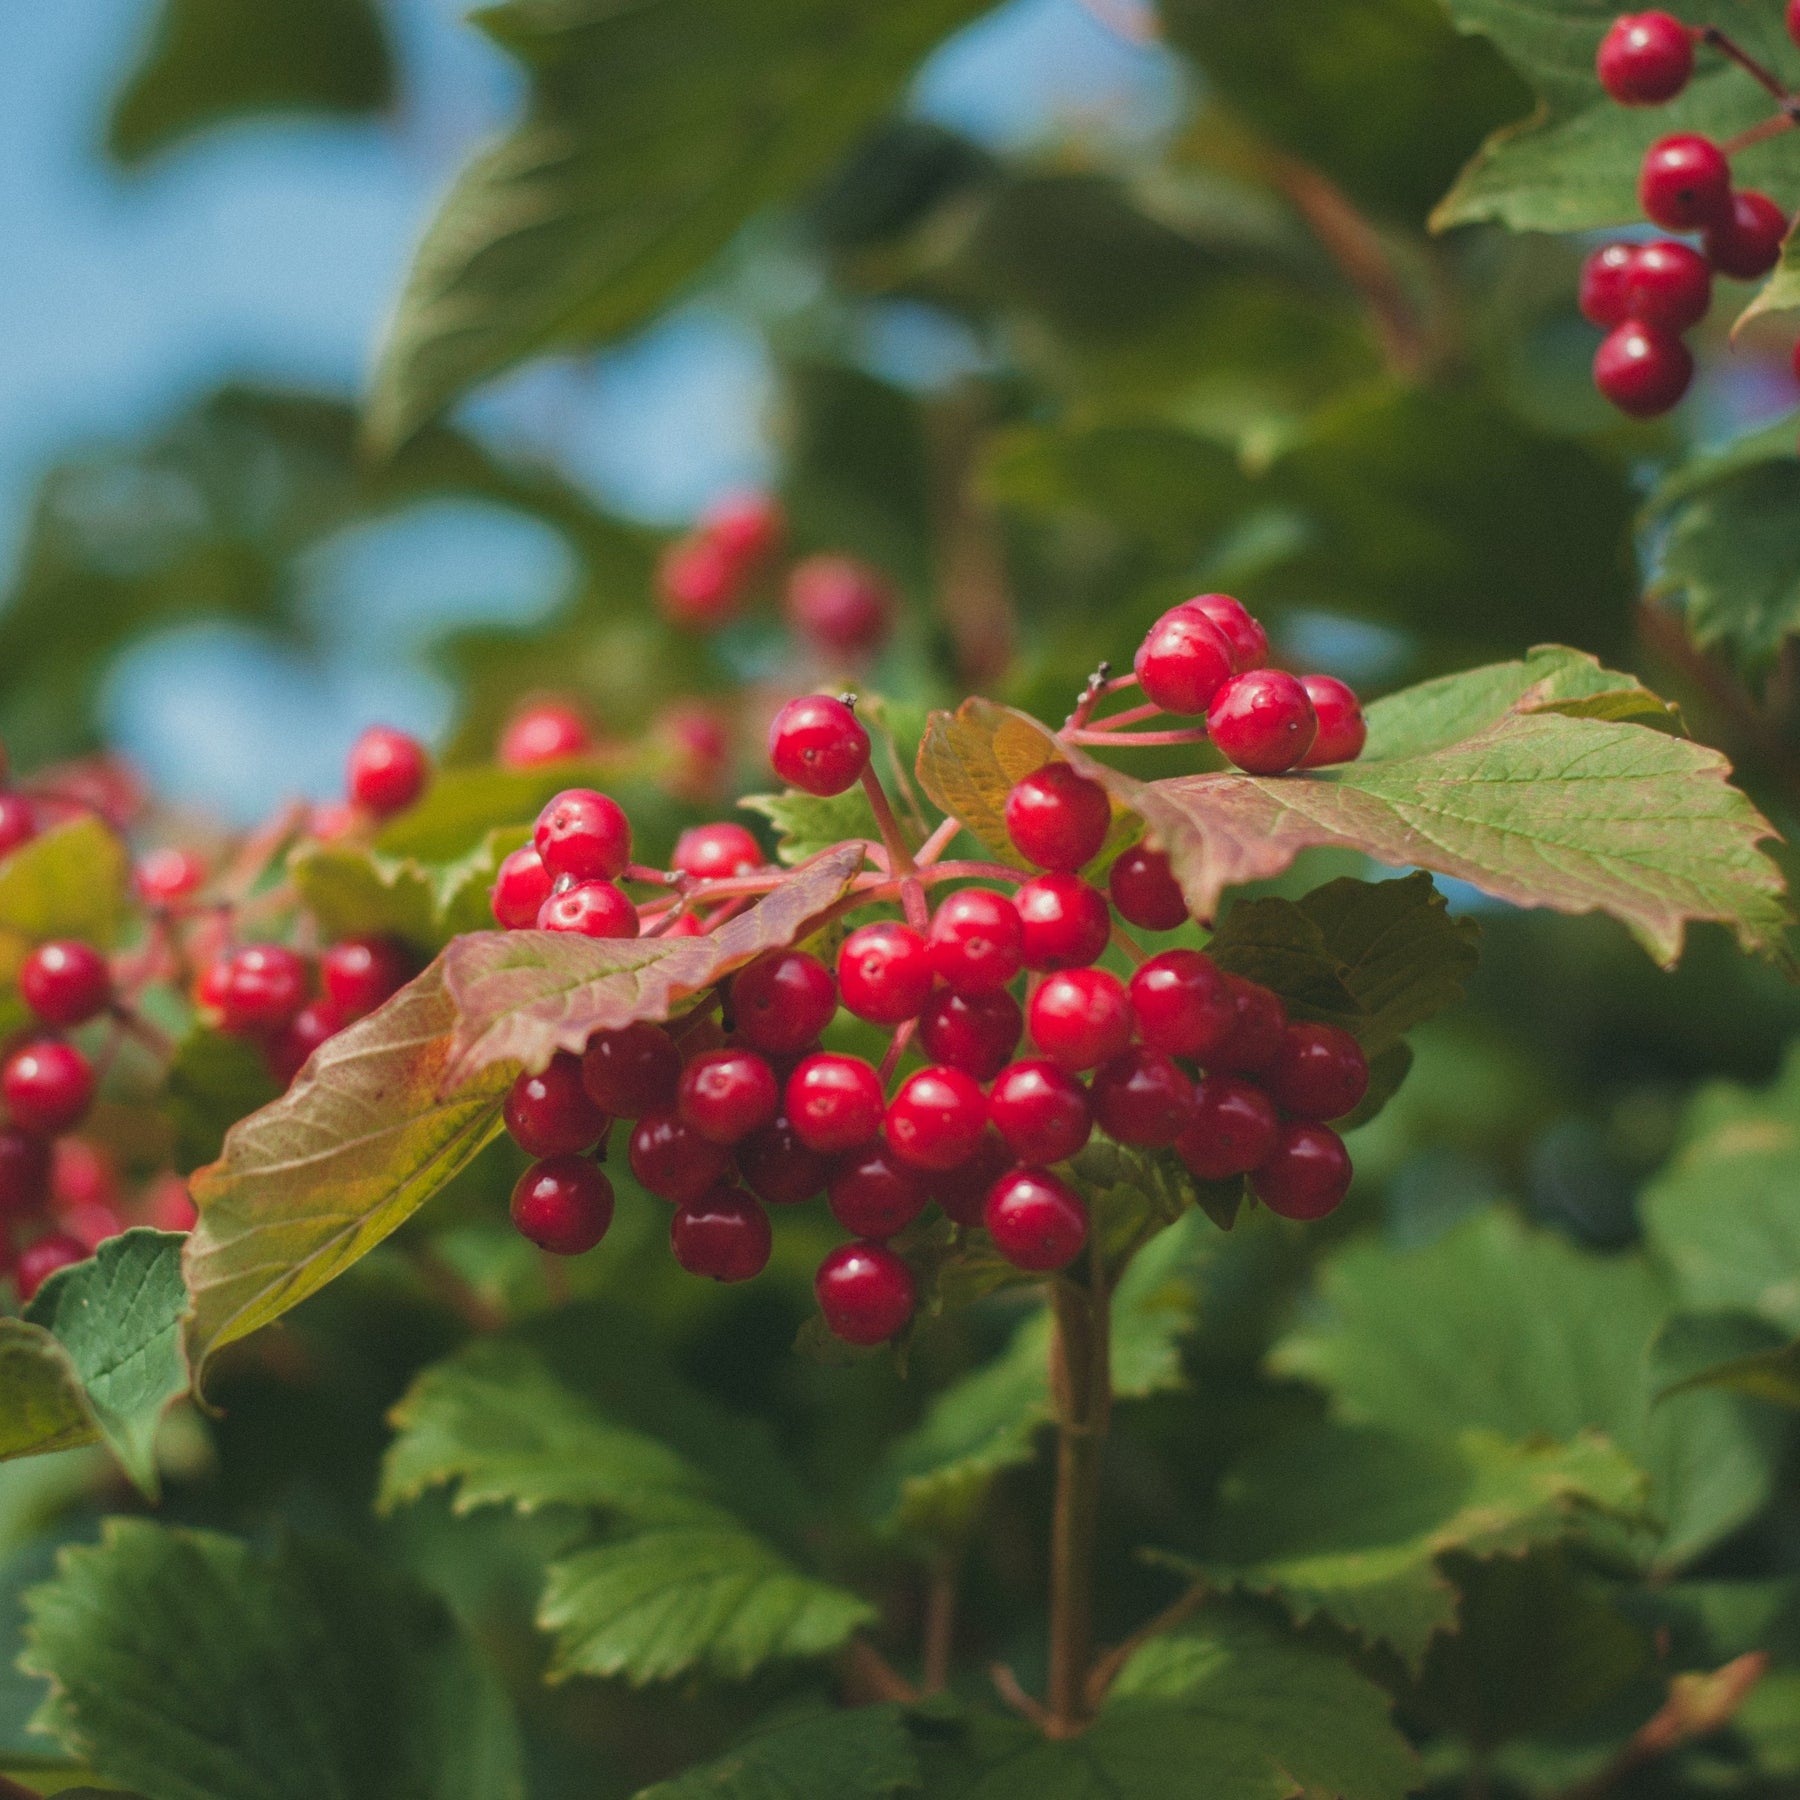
[1028,968,1134,1072]
[15,1232,85,1302]
[985,1168,1088,1271]
[671,1186,772,1281]
[3,1041,94,1136]
[1208,669,1318,774]
[1179,593,1268,672]
[1579,243,1638,329]
[1705,190,1790,281]
[674,821,762,881]
[58,1196,125,1255]
[583,1022,682,1117]
[917,987,1022,1081]
[732,949,837,1053]
[1253,1121,1353,1220]
[0,794,37,859]
[658,534,741,629]
[885,1065,989,1171]
[1790,0,1800,49]
[500,699,594,768]
[535,788,631,882]
[1298,676,1368,768]
[785,1052,886,1153]
[785,555,893,659]
[321,936,413,1019]
[927,889,1024,995]
[1212,976,1288,1074]
[264,997,346,1086]
[0,1129,51,1220]
[1624,240,1713,332]
[506,1052,610,1157]
[1091,1048,1195,1147]
[703,490,784,569]
[1134,606,1235,715]
[213,944,309,1035]
[1174,1075,1281,1180]
[511,1156,615,1255]
[1129,949,1232,1060]
[537,880,639,937]
[346,725,429,817]
[53,1138,118,1211]
[1593,319,1694,417]
[816,1241,916,1344]
[491,845,553,929]
[989,1058,1093,1165]
[838,922,934,1024]
[1596,11,1694,105]
[142,1172,197,1233]
[828,1145,930,1238]
[1016,874,1111,971]
[736,1114,830,1206]
[628,1112,732,1203]
[929,1132,1014,1227]
[1108,844,1187,933]
[678,1048,780,1145]
[20,941,111,1028]
[1268,1023,1371,1122]
[768,694,871,796]
[1639,134,1732,232]
[135,845,203,904]
[1005,763,1111,872]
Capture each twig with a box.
[1724,113,1800,154]
[1700,26,1794,104]
[1084,1581,1210,1710]
[1073,701,1165,736]
[990,1662,1051,1728]
[840,1638,920,1706]
[922,1552,959,1695]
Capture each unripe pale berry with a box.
[673,821,762,881]
[1297,676,1367,768]
[917,987,1022,1081]
[732,950,837,1054]
[838,922,934,1024]
[1016,873,1111,971]
[1593,319,1693,417]
[927,889,1024,995]
[535,788,632,882]
[582,1022,682,1117]
[785,1053,886,1154]
[320,936,413,1019]
[512,1156,614,1255]
[1027,968,1134,1072]
[828,1145,930,1238]
[1134,607,1235,715]
[989,1059,1093,1166]
[1596,11,1694,105]
[884,1065,990,1171]
[1579,243,1638,328]
[1639,134,1732,232]
[1174,1075,1281,1180]
[1178,594,1268,672]
[768,695,870,796]
[1207,670,1318,774]
[985,1168,1088,1271]
[678,1048,780,1145]
[346,726,429,817]
[499,700,593,768]
[506,1052,610,1158]
[1108,844,1187,932]
[492,845,553,929]
[785,554,893,659]
[1705,190,1790,282]
[20,941,111,1028]
[537,880,639,938]
[816,1241,916,1344]
[1004,763,1111,872]
[628,1112,731,1203]
[3,1041,94,1136]
[671,1186,771,1281]
[1252,1121,1353,1220]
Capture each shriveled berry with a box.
[511,1156,614,1254]
[1108,844,1187,933]
[20,941,111,1027]
[658,534,741,628]
[674,821,762,880]
[917,987,1022,1081]
[1297,676,1367,767]
[929,1132,1014,1227]
[1179,594,1268,672]
[215,944,309,1035]
[1252,1121,1353,1221]
[1212,976,1288,1074]
[583,1023,682,1116]
[135,846,203,904]
[3,1041,94,1136]
[1028,967,1134,1072]
[816,1241,915,1344]
[628,1113,731,1203]
[736,1115,830,1206]
[1267,1023,1370,1121]
[0,1130,51,1220]
[492,845,553,929]
[785,554,893,658]
[703,490,784,569]
[768,695,870,796]
[1593,319,1693,417]
[885,1065,989,1171]
[1092,1048,1195,1147]
[927,889,1023,995]
[1005,763,1111,872]
[1639,134,1732,232]
[506,1052,610,1157]
[985,1169,1088,1271]
[1705,190,1790,281]
[321,936,413,1019]
[264,998,346,1086]
[500,700,594,768]
[1175,1075,1281,1180]
[1016,874,1111,971]
[535,788,632,882]
[678,1048,780,1145]
[786,1053,886,1153]
[1135,606,1234,715]
[347,726,429,816]
[671,1186,771,1281]
[989,1059,1093,1165]
[16,1233,85,1302]
[838,922,934,1024]
[537,880,639,938]
[829,1145,930,1238]
[0,795,37,858]
[1208,670,1318,774]
[1596,11,1694,104]
[733,949,837,1053]
[1579,243,1638,328]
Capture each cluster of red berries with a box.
[1585,10,1800,417]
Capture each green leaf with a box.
[107,0,394,164]
[368,0,991,446]
[0,1328,100,1465]
[1739,222,1800,326]
[634,1706,919,1800]
[291,830,518,955]
[184,962,511,1381]
[0,819,130,1041]
[20,1519,523,1800]
[1664,1338,1800,1409]
[164,1027,280,1174]
[740,789,878,867]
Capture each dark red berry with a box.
[884,1065,989,1172]
[736,1115,830,1206]
[678,1048,780,1145]
[1705,190,1790,281]
[1622,239,1712,332]
[1579,243,1638,328]
[917,987,1022,1080]
[511,1156,614,1254]
[1016,874,1111,971]
[3,1041,94,1136]
[768,695,870,796]
[1135,607,1234,715]
[816,1241,916,1344]
[492,845,553,929]
[499,699,593,768]
[0,1130,51,1220]
[673,822,762,881]
[20,941,111,1028]
[1175,1075,1281,1179]
[785,555,893,658]
[838,922,934,1024]
[732,949,837,1053]
[1178,594,1267,672]
[929,1132,1014,1227]
[1108,844,1187,933]
[659,534,741,629]
[703,490,784,569]
[506,1052,609,1157]
[927,889,1024,995]
[1028,968,1134,1072]
[1208,669,1318,774]
[16,1233,85,1302]
[347,726,429,817]
[1267,1023,1370,1122]
[215,944,309,1035]
[1212,976,1288,1074]
[535,788,632,882]
[785,1053,886,1153]
[1005,763,1111,872]
[671,1186,771,1281]
[1593,319,1693,417]
[1639,134,1732,232]
[1252,1121,1352,1220]
[628,1112,731,1203]
[0,794,38,859]
[321,936,413,1019]
[537,880,639,937]
[828,1145,930,1238]
[1091,1048,1195,1147]
[989,1059,1093,1165]
[582,1022,682,1117]
[985,1169,1088,1271]
[264,998,346,1086]
[1596,11,1693,104]
[1297,676,1367,768]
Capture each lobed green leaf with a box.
[632,1705,919,1800]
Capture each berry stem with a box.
[860,765,918,878]
[1723,112,1800,155]
[1699,26,1795,105]
[1068,701,1165,736]
[915,816,963,867]
[878,1017,917,1086]
[1064,662,1114,731]
[1061,726,1214,748]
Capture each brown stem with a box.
[1084,1581,1209,1711]
[1700,26,1795,104]
[1723,112,1800,155]
[839,1638,920,1706]
[922,1552,959,1695]
[991,1662,1051,1728]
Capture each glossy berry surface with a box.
[535,788,632,882]
[929,1132,1014,1227]
[492,845,553,929]
[1108,844,1187,932]
[346,726,429,817]
[884,1065,989,1171]
[671,1187,772,1281]
[505,1052,609,1158]
[816,1241,916,1344]
[1130,950,1234,1060]
[20,941,111,1027]
[1267,1023,1370,1121]
[511,1156,615,1254]
[1028,968,1134,1071]
[16,1233,85,1302]
[264,998,345,1087]
[1596,11,1693,104]
[1212,976,1288,1074]
[1134,607,1234,715]
[985,1169,1088,1272]
[1252,1121,1353,1220]
[1639,134,1732,231]
[678,1048,780,1145]
[1207,669,1318,774]
[499,701,593,768]
[658,535,740,628]
[917,987,1022,1081]
[1579,243,1638,327]
[1593,319,1693,417]
[732,949,837,1053]
[1005,763,1111,872]
[0,795,36,858]
[537,880,639,938]
[583,1023,682,1117]
[3,1041,94,1136]
[927,889,1024,995]
[768,695,870,796]
[785,1053,886,1153]
[673,822,762,881]
[1705,190,1790,281]
[1622,240,1711,332]
[828,1145,929,1238]
[1091,1048,1195,1147]
[1174,1075,1281,1180]
[735,1115,830,1206]
[321,936,412,1019]
[1297,676,1367,768]
[785,555,893,658]
[989,1059,1093,1165]
[628,1112,731,1203]
[215,944,309,1035]
[1016,874,1111,971]
[1179,594,1267,672]
[838,922,934,1024]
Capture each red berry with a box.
[1593,319,1693,417]
[1175,1074,1281,1179]
[346,726,429,816]
[1790,0,1800,50]
[1253,1121,1353,1220]
[927,889,1024,995]
[215,944,309,1035]
[673,822,762,881]
[828,1145,930,1238]
[678,1048,780,1145]
[0,794,37,859]
[785,555,893,658]
[537,880,639,938]
[1639,134,1732,232]
[1208,669,1318,774]
[1178,594,1267,672]
[583,1022,682,1116]
[135,846,203,904]
[500,700,594,768]
[736,1115,830,1206]
[506,1052,610,1157]
[1091,1048,1195,1147]
[658,534,741,628]
[535,788,632,883]
[1267,1023,1370,1122]
[511,1155,614,1254]
[985,1169,1088,1272]
[768,694,870,796]
[929,1132,1014,1227]
[1004,763,1111,872]
[143,1173,197,1233]
[0,1130,51,1220]
[816,1241,915,1344]
[1108,845,1187,933]
[3,1041,94,1136]
[1212,976,1288,1074]
[492,845,553,929]
[264,997,346,1087]
[989,1059,1093,1165]
[838,922,934,1024]
[1596,11,1693,104]
[1015,874,1111,971]
[671,1185,771,1281]
[1134,607,1235,716]
[785,1053,885,1153]
[1579,243,1639,329]
[1623,239,1712,332]
[732,949,837,1054]
[628,1112,731,1203]
[917,987,1022,1080]
[884,1066,989,1172]
[15,1232,85,1302]
[1028,968,1133,1072]
[321,936,413,1019]
[1705,190,1791,281]
[20,941,111,1028]
[703,490,784,569]
[58,1197,125,1255]
[1297,676,1367,768]
[52,1138,117,1211]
